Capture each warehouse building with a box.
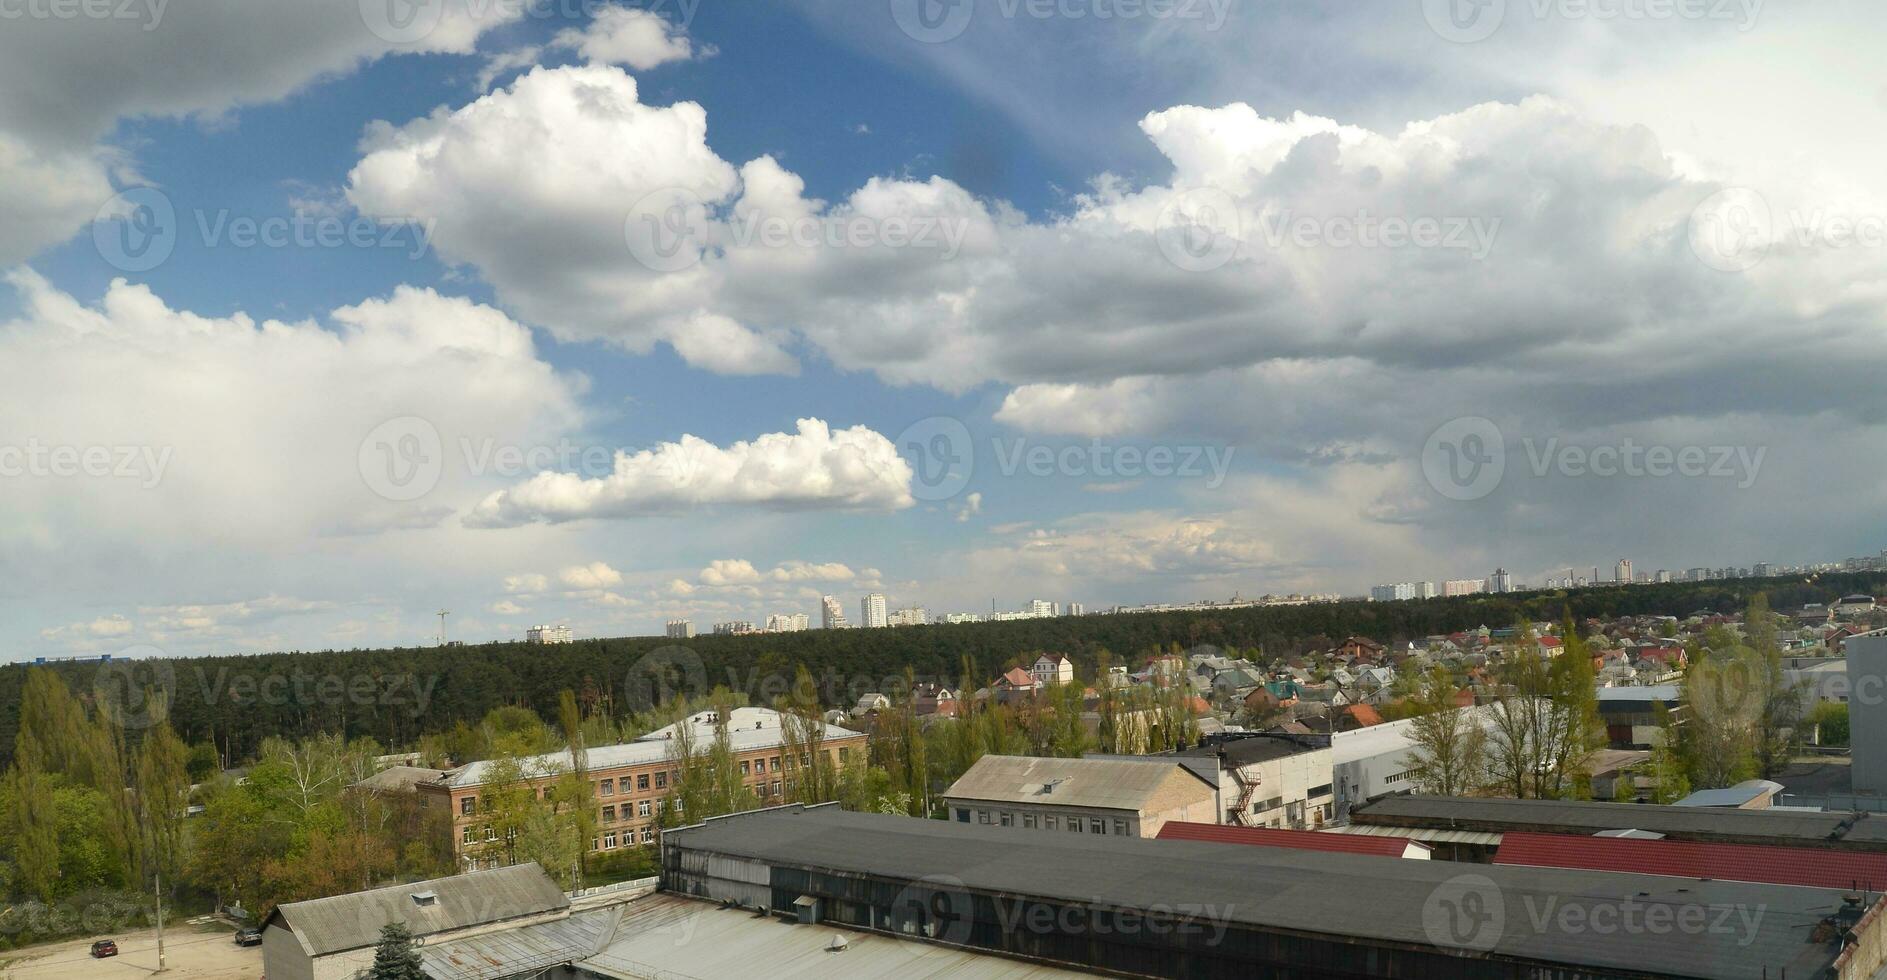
[262,863,572,980]
[941,755,1217,837]
[1350,794,1887,853]
[660,803,1879,979]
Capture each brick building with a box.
[417,707,867,870]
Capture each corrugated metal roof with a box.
[1352,794,1887,849]
[1323,824,1505,846]
[942,755,1210,812]
[1494,832,1887,892]
[579,893,1101,979]
[270,863,569,957]
[1156,822,1428,857]
[419,907,618,980]
[665,805,1852,980]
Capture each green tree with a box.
[8,733,62,901]
[1403,665,1487,796]
[1810,701,1849,747]
[136,719,191,889]
[367,922,427,980]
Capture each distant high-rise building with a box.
[1615,559,1633,584]
[526,624,572,645]
[1028,599,1057,618]
[665,619,695,639]
[712,621,757,635]
[861,593,889,628]
[1443,579,1484,597]
[1489,568,1513,594]
[821,595,850,629]
[1067,602,1084,616]
[1753,562,1772,577]
[1654,569,1673,583]
[1371,583,1418,602]
[889,606,929,627]
[765,612,809,632]
[1419,582,1438,599]
[944,612,982,624]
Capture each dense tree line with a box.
[1,572,1874,769]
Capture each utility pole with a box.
[153,871,167,973]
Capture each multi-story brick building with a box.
[417,707,867,870]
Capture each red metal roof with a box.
[1494,832,1887,891]
[1157,822,1423,857]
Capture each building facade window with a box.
[638,800,652,817]
[461,796,475,815]
[637,774,650,791]
[956,808,971,823]
[1090,818,1106,834]
[999,811,1014,827]
[602,805,616,822]
[1023,814,1037,829]
[654,772,667,789]
[600,778,614,796]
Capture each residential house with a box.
[1031,653,1076,688]
[994,667,1042,704]
[912,683,961,718]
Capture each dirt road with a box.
[0,922,259,980]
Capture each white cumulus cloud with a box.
[466,418,914,527]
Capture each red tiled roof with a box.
[1157,822,1425,857]
[1341,704,1385,728]
[1493,832,1887,891]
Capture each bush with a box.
[0,889,156,951]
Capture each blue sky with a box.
[3,0,1884,657]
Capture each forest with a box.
[0,571,1873,770]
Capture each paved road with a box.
[1,923,259,980]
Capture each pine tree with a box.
[367,922,427,980]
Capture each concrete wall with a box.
[1135,769,1218,837]
[262,923,313,980]
[1851,635,1887,795]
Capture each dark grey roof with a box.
[266,863,569,957]
[1175,732,1327,766]
[665,806,1850,980]
[1352,794,1887,849]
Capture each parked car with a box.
[235,928,263,947]
[90,940,119,958]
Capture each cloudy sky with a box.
[3,0,1883,657]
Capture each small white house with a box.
[1030,653,1075,688]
